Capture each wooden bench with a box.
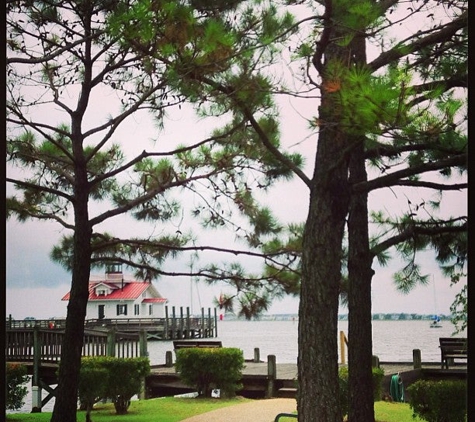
[439,337,467,369]
[173,340,222,351]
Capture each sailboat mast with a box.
[432,275,437,316]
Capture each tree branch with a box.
[368,11,467,71]
[354,154,466,193]
[371,219,467,258]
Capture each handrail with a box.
[274,412,298,421]
[5,327,144,363]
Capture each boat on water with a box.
[430,316,442,328]
[429,276,442,328]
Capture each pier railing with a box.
[6,306,218,340]
[5,327,146,364]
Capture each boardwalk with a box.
[150,361,298,380]
[146,360,467,400]
[6,307,218,341]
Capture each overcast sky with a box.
[5,98,466,319]
[6,4,467,321]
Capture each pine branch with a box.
[368,11,467,72]
[354,154,466,193]
[371,218,467,258]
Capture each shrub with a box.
[6,363,29,411]
[78,358,110,422]
[338,366,385,419]
[175,347,244,397]
[78,356,150,415]
[100,356,151,414]
[407,379,467,422]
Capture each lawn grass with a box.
[274,401,423,422]
[6,397,250,422]
[6,398,422,422]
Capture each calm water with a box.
[147,319,464,364]
[11,319,465,413]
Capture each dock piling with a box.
[413,349,422,369]
[266,355,277,398]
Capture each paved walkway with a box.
[180,398,297,422]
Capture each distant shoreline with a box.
[222,313,453,322]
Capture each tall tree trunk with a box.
[347,137,375,422]
[298,71,351,422]
[51,196,92,422]
[298,2,364,416]
[51,120,92,421]
[346,26,375,422]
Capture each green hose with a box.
[389,374,405,402]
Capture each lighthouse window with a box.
[134,304,140,315]
[117,304,127,315]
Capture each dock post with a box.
[179,307,184,339]
[254,348,260,363]
[171,306,176,339]
[31,328,42,412]
[340,331,347,365]
[165,351,173,367]
[266,355,277,398]
[208,308,212,338]
[107,329,116,357]
[138,332,147,401]
[164,306,169,340]
[413,349,422,369]
[139,329,148,357]
[186,307,191,339]
[372,355,380,368]
[201,308,205,338]
[31,386,42,413]
[214,308,218,337]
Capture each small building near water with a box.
[61,264,168,320]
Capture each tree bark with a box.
[347,136,375,422]
[51,16,94,417]
[298,55,351,420]
[50,185,92,422]
[346,24,376,422]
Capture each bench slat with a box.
[439,337,467,369]
[173,340,222,350]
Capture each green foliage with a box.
[407,380,467,422]
[324,63,414,136]
[237,292,271,319]
[338,366,385,419]
[333,0,384,32]
[104,357,150,414]
[6,363,29,411]
[79,358,110,422]
[175,347,244,397]
[450,284,467,334]
[80,357,150,415]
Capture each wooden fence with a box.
[5,327,146,363]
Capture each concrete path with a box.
[180,398,297,422]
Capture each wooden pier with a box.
[146,352,298,399]
[6,306,218,341]
[145,347,468,400]
[5,327,146,412]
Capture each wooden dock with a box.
[145,355,468,400]
[6,306,218,341]
[5,327,146,412]
[146,359,299,399]
[6,325,467,410]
